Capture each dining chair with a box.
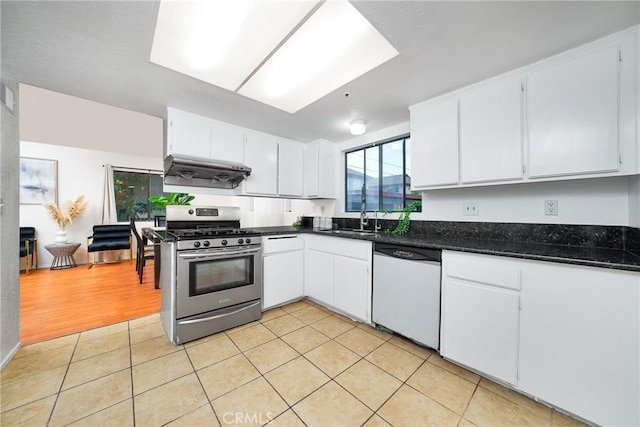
[154,215,166,227]
[130,218,155,284]
[20,227,38,274]
[86,224,132,268]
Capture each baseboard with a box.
[0,341,22,371]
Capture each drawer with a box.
[446,253,521,291]
[306,235,371,260]
[263,235,304,254]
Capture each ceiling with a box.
[2,1,639,144]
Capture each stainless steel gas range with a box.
[160,205,262,344]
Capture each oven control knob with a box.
[245,238,251,244]
[193,241,201,248]
[221,239,228,246]
[238,238,244,244]
[203,241,210,247]
[188,209,194,215]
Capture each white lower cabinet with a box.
[305,236,372,322]
[333,255,370,322]
[441,252,521,385]
[305,249,334,307]
[441,250,640,426]
[518,262,640,427]
[262,235,304,310]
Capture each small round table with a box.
[44,243,81,270]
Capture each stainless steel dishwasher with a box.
[372,243,441,350]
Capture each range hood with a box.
[164,155,251,189]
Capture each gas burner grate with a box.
[169,228,255,239]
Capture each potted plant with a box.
[43,195,88,244]
[148,192,195,210]
[388,201,421,236]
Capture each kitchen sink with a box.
[319,229,378,236]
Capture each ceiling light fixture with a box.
[151,0,317,92]
[350,119,367,136]
[151,0,398,113]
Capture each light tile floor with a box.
[1,299,587,427]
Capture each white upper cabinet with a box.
[527,43,619,178]
[209,119,244,164]
[459,75,523,183]
[166,107,211,158]
[167,107,311,199]
[410,96,459,188]
[278,139,304,197]
[243,134,305,197]
[409,26,639,189]
[305,142,320,197]
[243,131,279,195]
[304,140,336,198]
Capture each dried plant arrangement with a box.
[44,195,88,230]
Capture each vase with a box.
[54,229,69,244]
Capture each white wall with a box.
[20,141,163,268]
[1,78,22,368]
[19,84,163,158]
[630,175,640,227]
[189,194,319,228]
[335,121,637,227]
[422,177,631,226]
[20,140,328,268]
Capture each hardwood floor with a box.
[19,260,160,345]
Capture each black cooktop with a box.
[168,227,255,239]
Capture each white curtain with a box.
[101,163,117,224]
[99,164,121,262]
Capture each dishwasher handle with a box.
[374,244,441,262]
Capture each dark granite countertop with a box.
[254,226,640,272]
[142,225,640,272]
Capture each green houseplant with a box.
[389,201,421,236]
[148,192,195,210]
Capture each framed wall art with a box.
[19,157,57,204]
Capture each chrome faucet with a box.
[374,210,381,232]
[359,185,368,231]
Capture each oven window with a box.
[189,256,254,296]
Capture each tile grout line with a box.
[182,344,222,427]
[236,333,302,421]
[370,355,432,426]
[128,320,136,427]
[45,332,80,426]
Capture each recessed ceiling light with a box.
[239,0,398,113]
[150,0,317,92]
[350,119,366,135]
[150,0,398,114]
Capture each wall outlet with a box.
[463,202,479,216]
[545,199,558,216]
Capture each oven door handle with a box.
[178,301,262,325]
[178,248,261,260]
